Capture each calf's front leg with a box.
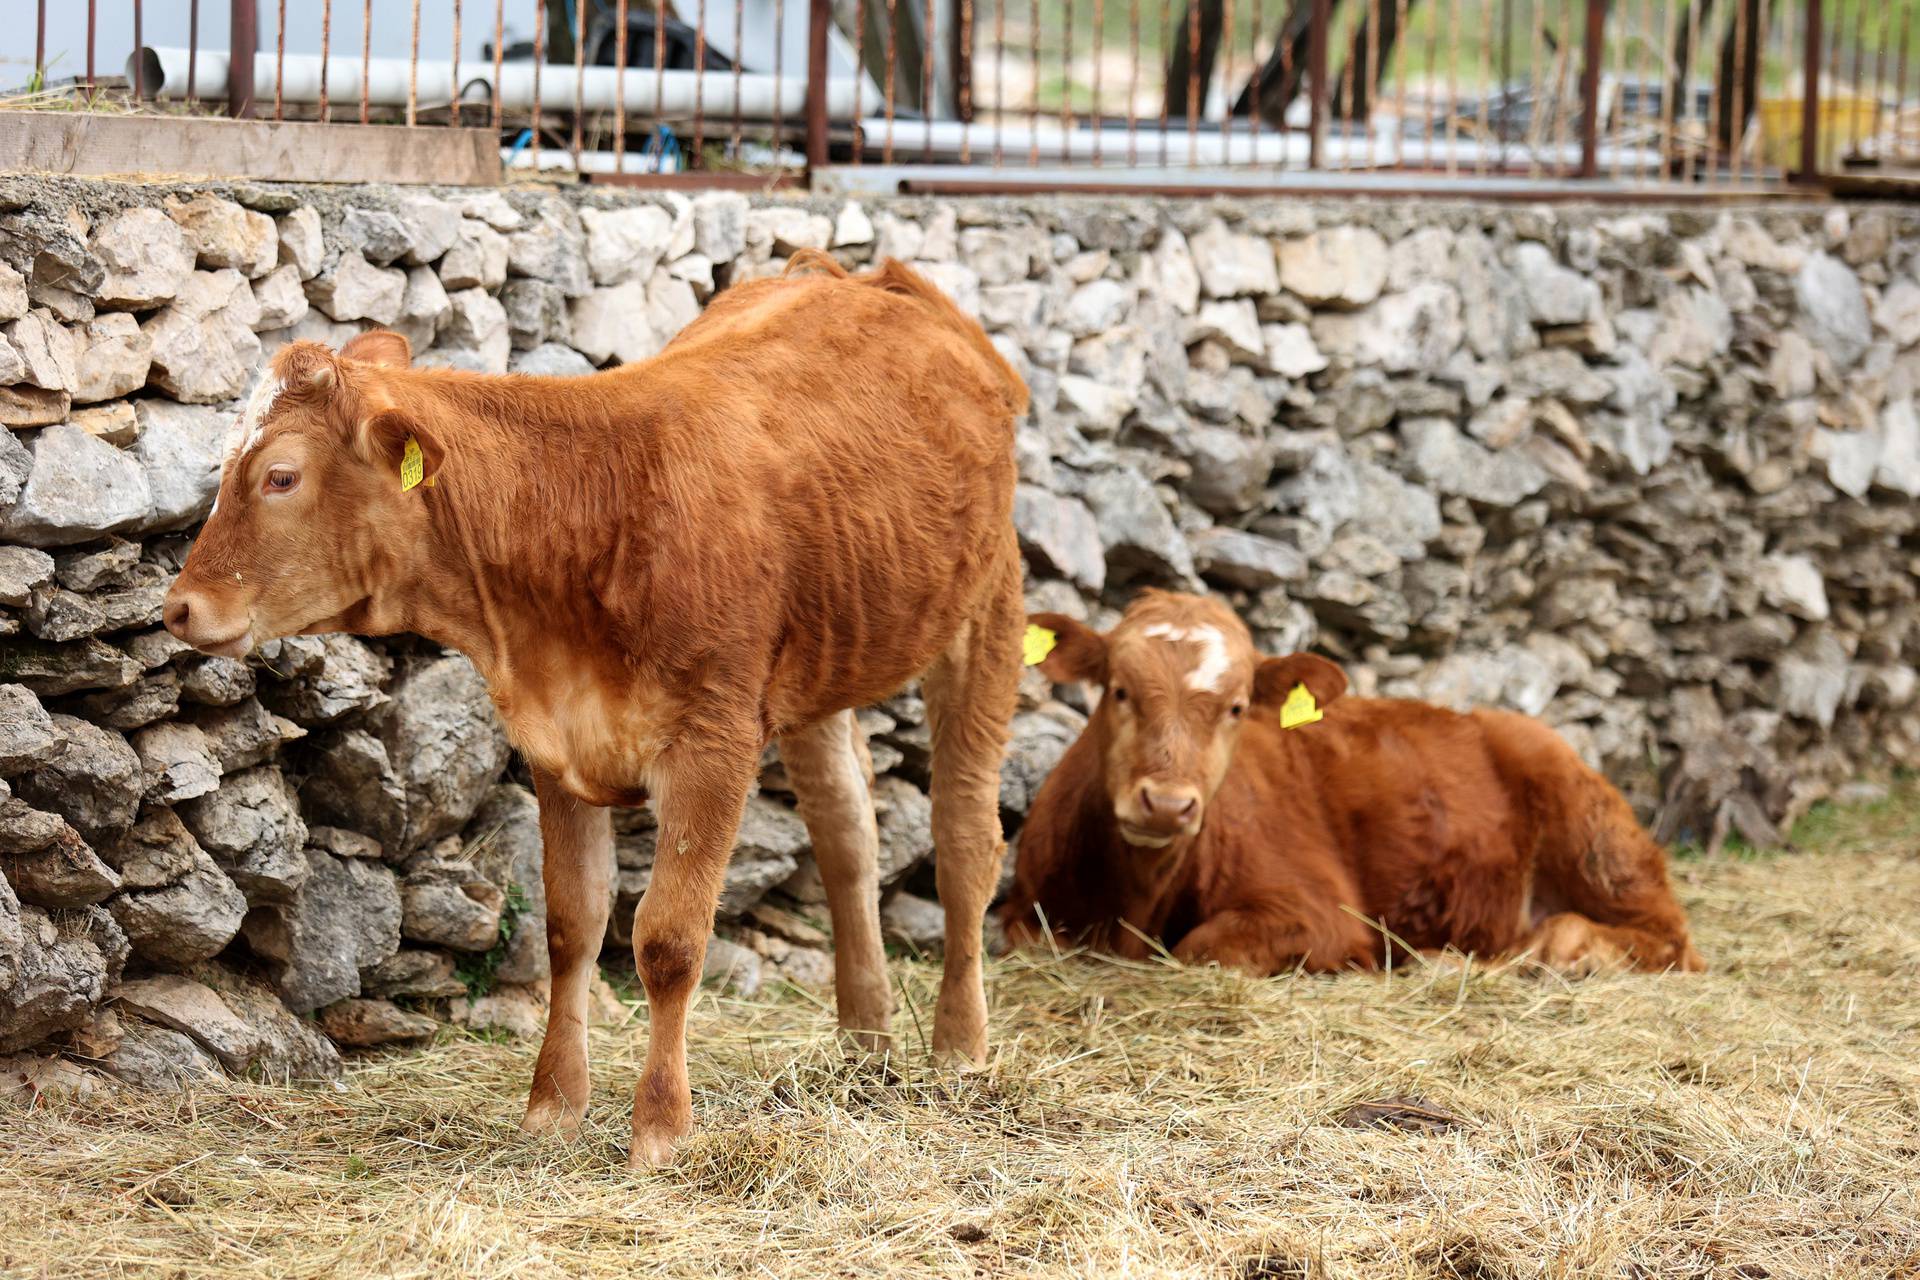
[521,768,614,1137]
[628,744,757,1169]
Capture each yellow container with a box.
[1759,94,1880,171]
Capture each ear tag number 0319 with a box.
[400,436,434,492]
[1023,624,1057,667]
[1280,683,1322,730]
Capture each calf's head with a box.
[163,332,440,657]
[1030,591,1347,848]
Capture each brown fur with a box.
[1003,591,1705,977]
[164,259,1026,1167]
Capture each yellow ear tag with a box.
[1023,624,1058,667]
[400,436,433,492]
[1280,683,1323,730]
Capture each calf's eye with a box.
[1230,703,1245,718]
[1112,687,1129,704]
[266,467,299,493]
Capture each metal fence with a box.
[15,0,1920,193]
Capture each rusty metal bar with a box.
[408,0,421,127]
[533,0,545,168]
[275,0,286,119]
[734,0,746,157]
[775,0,788,163]
[617,0,631,171]
[1065,0,1077,155]
[998,0,1010,164]
[1476,0,1493,175]
[1579,0,1603,176]
[317,0,327,119]
[190,0,202,105]
[1900,6,1914,170]
[1730,0,1749,183]
[1249,0,1263,166]
[450,0,461,125]
[360,0,372,124]
[960,0,975,162]
[1871,3,1890,160]
[133,0,143,100]
[1390,0,1408,170]
[926,0,938,161]
[808,0,832,168]
[1363,0,1378,167]
[492,0,504,129]
[1033,0,1044,164]
[1847,0,1864,157]
[853,0,866,161]
[1094,0,1106,164]
[1129,0,1142,164]
[35,0,46,83]
[1187,0,1201,163]
[694,0,708,163]
[885,0,899,162]
[1158,0,1170,165]
[658,0,670,164]
[86,0,95,95]
[230,0,255,117]
[573,0,587,168]
[1800,0,1818,177]
[1448,0,1463,176]
[1308,0,1328,167]
[1224,0,1237,164]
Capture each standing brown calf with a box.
[1005,591,1704,976]
[163,256,1026,1167]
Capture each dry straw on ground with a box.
[4,791,1918,1279]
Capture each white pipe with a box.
[131,46,870,121]
[858,120,1400,168]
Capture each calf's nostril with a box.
[163,598,190,638]
[1175,796,1197,821]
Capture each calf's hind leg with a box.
[921,566,1021,1064]
[1527,793,1706,974]
[521,768,614,1136]
[779,710,893,1051]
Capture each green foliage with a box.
[454,881,533,1001]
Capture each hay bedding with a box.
[3,800,1917,1279]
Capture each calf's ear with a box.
[1252,652,1348,711]
[339,330,413,368]
[1027,613,1109,686]
[364,409,445,489]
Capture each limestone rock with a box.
[0,901,126,1053]
[242,849,402,1012]
[14,714,142,840]
[177,766,310,905]
[96,1017,224,1090]
[276,205,325,279]
[1277,228,1388,308]
[88,207,193,312]
[142,269,262,402]
[1192,527,1308,591]
[131,721,223,804]
[1,822,120,906]
[438,219,510,291]
[0,683,61,774]
[164,194,277,275]
[71,313,152,404]
[1084,466,1196,586]
[109,846,247,966]
[580,204,675,285]
[1013,484,1106,593]
[258,634,391,724]
[305,251,406,325]
[1795,251,1871,370]
[132,399,230,531]
[400,862,505,952]
[315,998,438,1046]
[1188,220,1279,298]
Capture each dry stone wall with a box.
[4,173,1919,1095]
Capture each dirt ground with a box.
[3,789,1917,1280]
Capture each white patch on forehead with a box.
[225,374,284,463]
[1140,622,1232,693]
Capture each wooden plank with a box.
[0,113,501,186]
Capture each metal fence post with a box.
[1579,0,1605,178]
[1307,0,1329,169]
[806,0,832,172]
[229,0,257,118]
[1799,0,1822,180]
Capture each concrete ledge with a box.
[0,112,500,187]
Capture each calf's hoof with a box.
[519,1095,586,1139]
[628,1121,689,1170]
[1524,913,1626,976]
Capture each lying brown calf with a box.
[1004,591,1704,975]
[164,256,1026,1166]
